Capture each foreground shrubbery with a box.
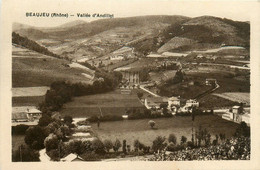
[149,136,250,161]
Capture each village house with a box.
[168,96,181,107]
[120,69,140,86]
[145,97,168,110]
[205,78,217,86]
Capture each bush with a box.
[168,134,177,145]
[152,136,167,152]
[181,136,187,144]
[80,152,101,161]
[44,133,59,152]
[103,139,113,152]
[91,139,105,154]
[113,139,122,152]
[148,120,156,129]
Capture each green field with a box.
[60,90,145,118]
[12,57,91,87]
[92,115,239,147]
[12,96,45,107]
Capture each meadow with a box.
[60,90,144,118]
[92,114,239,147]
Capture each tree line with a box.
[12,32,60,58]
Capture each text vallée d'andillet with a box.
[26,12,114,18]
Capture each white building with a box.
[110,55,124,60]
[186,99,199,108]
[168,96,181,107]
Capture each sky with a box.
[7,0,258,28]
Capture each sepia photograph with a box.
[1,0,260,169]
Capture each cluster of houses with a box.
[12,106,42,126]
[109,46,136,61]
[144,96,199,115]
[221,105,250,126]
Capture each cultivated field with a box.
[149,70,177,83]
[12,86,50,97]
[12,96,45,107]
[92,115,239,147]
[12,57,91,87]
[60,90,144,118]
[213,92,250,105]
[198,94,239,109]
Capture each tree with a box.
[234,121,250,137]
[148,120,156,129]
[68,140,91,155]
[44,133,59,152]
[113,139,122,152]
[63,115,73,125]
[134,139,140,152]
[24,126,46,150]
[168,134,177,145]
[91,139,105,154]
[38,115,52,127]
[152,136,167,152]
[122,140,127,154]
[103,139,113,152]
[180,136,187,145]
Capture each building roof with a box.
[12,106,40,114]
[147,97,168,103]
[233,106,241,109]
[61,153,84,162]
[72,132,91,137]
[168,96,180,101]
[12,112,28,120]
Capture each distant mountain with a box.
[57,20,87,28]
[13,15,250,59]
[157,16,250,53]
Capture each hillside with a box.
[13,16,189,59]
[157,16,250,53]
[12,32,59,58]
[13,15,250,60]
[12,45,94,87]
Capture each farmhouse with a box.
[205,78,217,86]
[110,55,124,60]
[168,96,181,107]
[145,97,168,109]
[12,106,42,125]
[121,70,140,86]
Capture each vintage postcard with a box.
[0,0,260,169]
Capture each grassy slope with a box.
[12,57,91,87]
